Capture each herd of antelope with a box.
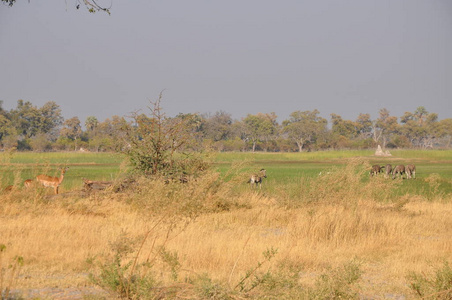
[4,167,69,194]
[370,164,416,179]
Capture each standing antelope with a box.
[384,164,392,178]
[406,164,416,179]
[370,165,383,176]
[392,165,405,179]
[36,167,69,194]
[249,169,267,189]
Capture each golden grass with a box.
[0,168,451,298]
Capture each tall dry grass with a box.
[0,161,451,298]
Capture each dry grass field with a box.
[0,153,451,299]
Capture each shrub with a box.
[119,93,209,181]
[307,260,362,299]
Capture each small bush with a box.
[193,274,234,300]
[307,260,362,299]
[89,232,159,300]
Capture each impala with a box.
[36,167,69,194]
[249,169,267,188]
[24,179,33,188]
[392,165,405,179]
[3,185,13,192]
[406,164,416,179]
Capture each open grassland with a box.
[0,150,451,299]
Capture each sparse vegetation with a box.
[0,150,451,298]
[407,261,452,299]
[0,244,24,300]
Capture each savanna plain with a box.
[0,150,451,299]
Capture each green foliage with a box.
[193,274,234,299]
[283,110,327,152]
[158,247,181,281]
[243,113,279,152]
[120,94,209,179]
[89,232,159,300]
[235,247,278,293]
[407,261,452,299]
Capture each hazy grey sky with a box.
[1,0,451,124]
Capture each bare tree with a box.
[2,0,112,14]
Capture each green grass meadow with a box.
[0,152,125,192]
[1,150,451,198]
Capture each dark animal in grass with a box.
[406,164,416,179]
[392,165,406,179]
[249,169,267,189]
[370,165,384,176]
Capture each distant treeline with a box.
[1,99,451,152]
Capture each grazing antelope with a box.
[392,165,405,179]
[3,185,13,192]
[370,165,383,176]
[406,164,416,179]
[384,164,392,178]
[249,169,267,189]
[24,179,33,188]
[36,167,69,194]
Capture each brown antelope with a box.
[384,164,392,178]
[392,165,405,179]
[249,169,267,188]
[36,167,69,194]
[24,179,33,188]
[3,185,13,192]
[406,164,416,179]
[370,165,383,176]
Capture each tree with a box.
[2,0,111,14]
[60,117,82,150]
[330,113,358,139]
[0,115,16,147]
[38,101,64,138]
[372,108,398,148]
[242,113,278,152]
[283,110,327,152]
[85,116,99,132]
[400,107,439,148]
[9,100,40,139]
[355,113,373,140]
[202,111,233,142]
[8,100,63,140]
[86,115,126,152]
[119,93,205,176]
[436,118,452,148]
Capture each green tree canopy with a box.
[283,110,327,152]
[243,113,278,152]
